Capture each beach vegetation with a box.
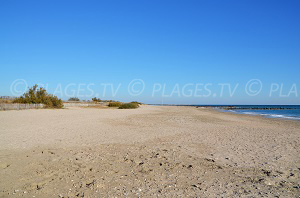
[13,84,64,108]
[92,97,102,102]
[131,101,142,105]
[0,96,14,104]
[68,97,80,101]
[108,102,122,107]
[119,102,139,109]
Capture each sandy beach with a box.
[0,105,299,197]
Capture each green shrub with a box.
[68,97,80,101]
[92,97,101,102]
[108,102,122,107]
[131,101,142,105]
[0,97,14,103]
[119,103,139,109]
[13,84,63,108]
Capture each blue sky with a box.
[0,0,299,104]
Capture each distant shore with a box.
[0,105,299,197]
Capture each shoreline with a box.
[214,108,300,122]
[151,104,300,122]
[0,105,299,196]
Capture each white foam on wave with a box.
[231,111,300,120]
[242,112,268,116]
[244,112,300,120]
[267,114,300,120]
[224,108,300,121]
[243,112,257,115]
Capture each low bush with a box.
[108,102,122,107]
[0,97,14,104]
[13,84,64,108]
[131,101,142,105]
[119,102,139,109]
[68,97,80,101]
[92,97,102,102]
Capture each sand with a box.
[0,105,299,197]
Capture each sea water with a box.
[219,105,300,120]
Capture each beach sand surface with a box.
[0,105,299,197]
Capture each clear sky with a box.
[0,0,299,104]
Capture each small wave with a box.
[243,112,300,120]
[267,114,300,120]
[226,110,300,120]
[243,112,260,115]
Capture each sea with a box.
[215,105,300,121]
[151,104,300,121]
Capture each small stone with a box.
[265,179,275,186]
